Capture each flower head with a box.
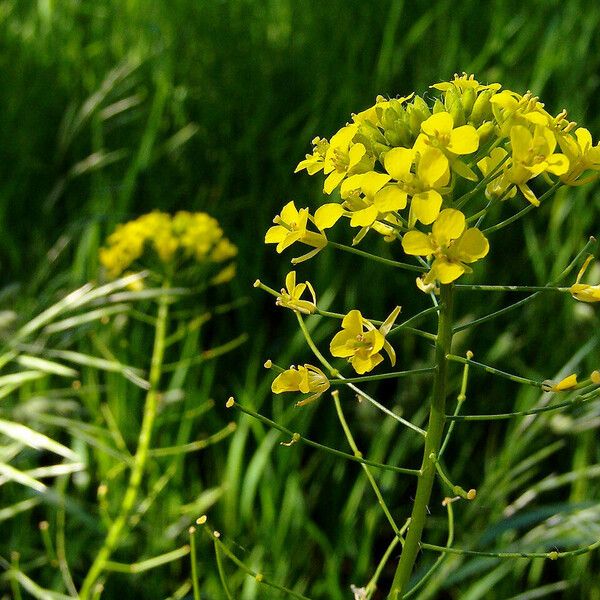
[276,271,317,314]
[99,211,237,281]
[322,124,374,194]
[402,209,489,285]
[569,255,600,302]
[558,128,600,185]
[271,364,330,406]
[330,307,400,374]
[295,137,330,175]
[507,125,569,205]
[415,111,480,157]
[265,201,327,263]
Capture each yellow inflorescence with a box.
[268,73,600,288]
[100,211,237,280]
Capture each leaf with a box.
[0,418,79,461]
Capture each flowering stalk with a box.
[79,282,171,600]
[388,283,454,598]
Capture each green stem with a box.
[295,313,427,436]
[79,282,171,600]
[214,540,234,600]
[446,354,543,387]
[328,367,435,384]
[229,399,420,475]
[438,356,470,458]
[328,241,426,272]
[454,236,597,333]
[366,536,402,598]
[403,502,454,598]
[202,527,313,600]
[420,538,600,559]
[333,391,403,539]
[189,528,201,600]
[388,284,454,599]
[482,183,560,235]
[455,284,568,292]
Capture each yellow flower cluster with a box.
[267,73,600,286]
[100,211,237,281]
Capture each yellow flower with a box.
[402,209,489,285]
[569,255,600,302]
[383,146,450,226]
[476,147,516,200]
[265,201,327,262]
[271,364,330,406]
[431,73,501,94]
[276,271,317,314]
[322,124,374,194]
[550,374,578,392]
[99,211,236,279]
[415,111,480,156]
[295,137,330,175]
[507,125,569,205]
[490,90,552,135]
[330,307,400,374]
[558,127,600,185]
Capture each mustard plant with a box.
[74,210,239,599]
[228,74,600,598]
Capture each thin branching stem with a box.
[200,526,313,600]
[295,313,427,436]
[446,354,544,388]
[454,236,597,333]
[447,389,600,421]
[333,392,404,539]
[439,356,470,458]
[328,241,426,272]
[228,400,420,475]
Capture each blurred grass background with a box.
[1,0,600,598]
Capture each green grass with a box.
[1,0,600,598]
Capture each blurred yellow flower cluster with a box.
[100,211,237,281]
[268,73,600,287]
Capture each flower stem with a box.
[79,282,171,600]
[388,284,454,599]
[328,241,426,272]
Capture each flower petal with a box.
[374,185,408,212]
[330,330,356,358]
[510,126,533,160]
[432,208,466,246]
[285,271,296,293]
[352,352,383,374]
[314,203,345,230]
[384,147,414,180]
[429,258,466,284]
[452,228,489,262]
[421,112,453,137]
[417,148,450,187]
[341,309,364,334]
[280,201,299,224]
[348,143,367,170]
[271,368,302,393]
[409,190,442,226]
[448,125,479,154]
[360,171,391,196]
[324,170,346,194]
[402,231,435,256]
[265,225,287,244]
[350,206,379,227]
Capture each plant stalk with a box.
[79,282,171,599]
[388,284,454,599]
